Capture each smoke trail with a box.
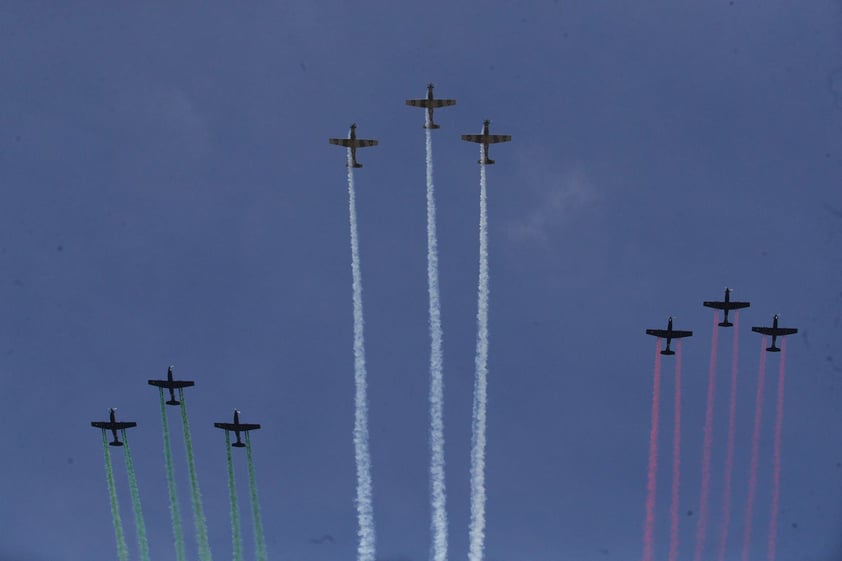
[468,153,490,561]
[668,341,683,561]
[179,389,213,561]
[347,150,376,561]
[159,388,187,561]
[102,429,129,561]
[717,311,741,561]
[122,430,151,561]
[425,113,449,561]
[693,313,720,561]
[641,340,663,561]
[741,336,768,561]
[225,430,244,561]
[245,432,268,561]
[767,339,787,561]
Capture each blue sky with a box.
[1,1,841,560]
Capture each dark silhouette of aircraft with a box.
[703,287,750,327]
[405,83,456,129]
[214,410,261,448]
[148,366,195,406]
[461,119,512,164]
[752,314,798,352]
[329,124,378,168]
[646,316,693,355]
[91,408,137,446]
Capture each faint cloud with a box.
[309,534,336,545]
[507,150,599,245]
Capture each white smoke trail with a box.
[468,153,489,561]
[425,115,449,561]
[347,150,376,561]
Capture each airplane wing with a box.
[406,99,456,108]
[703,301,727,310]
[329,139,379,148]
[752,327,798,336]
[214,422,261,431]
[148,380,195,388]
[671,330,693,339]
[645,329,668,338]
[730,302,751,310]
[461,134,512,144]
[91,421,137,430]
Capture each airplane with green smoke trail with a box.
[148,365,195,405]
[91,408,136,446]
[214,409,261,447]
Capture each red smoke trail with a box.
[767,338,787,561]
[642,339,663,561]
[717,311,741,561]
[668,341,683,561]
[741,336,768,561]
[693,313,720,561]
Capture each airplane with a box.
[405,83,456,129]
[703,287,751,327]
[461,119,512,164]
[148,366,195,406]
[91,408,137,447]
[214,409,261,448]
[328,124,378,168]
[645,316,693,355]
[751,314,798,352]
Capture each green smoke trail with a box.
[159,388,187,561]
[102,429,129,561]
[179,388,214,561]
[225,430,244,561]
[122,430,151,561]
[245,432,268,561]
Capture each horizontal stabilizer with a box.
[661,349,676,356]
[166,400,181,406]
[424,123,441,129]
[232,442,246,448]
[718,321,733,327]
[109,440,124,447]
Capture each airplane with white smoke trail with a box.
[461,119,511,164]
[148,366,195,406]
[751,314,798,352]
[646,316,693,355]
[329,124,378,168]
[405,83,456,129]
[215,410,261,448]
[91,408,137,446]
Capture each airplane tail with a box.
[109,440,124,447]
[425,123,441,130]
[166,399,181,406]
[766,346,781,353]
[352,163,363,169]
[719,321,733,327]
[479,159,495,165]
[661,349,676,356]
[232,442,246,448]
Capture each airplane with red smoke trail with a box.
[148,365,195,406]
[214,409,261,448]
[646,316,693,355]
[329,124,378,168]
[405,83,456,129]
[91,408,137,446]
[751,314,798,352]
[703,287,750,327]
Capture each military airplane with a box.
[646,316,693,355]
[329,124,378,168]
[91,408,137,447]
[405,83,456,129]
[461,119,512,164]
[751,314,798,352]
[703,288,751,327]
[148,366,195,406]
[214,409,261,448]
